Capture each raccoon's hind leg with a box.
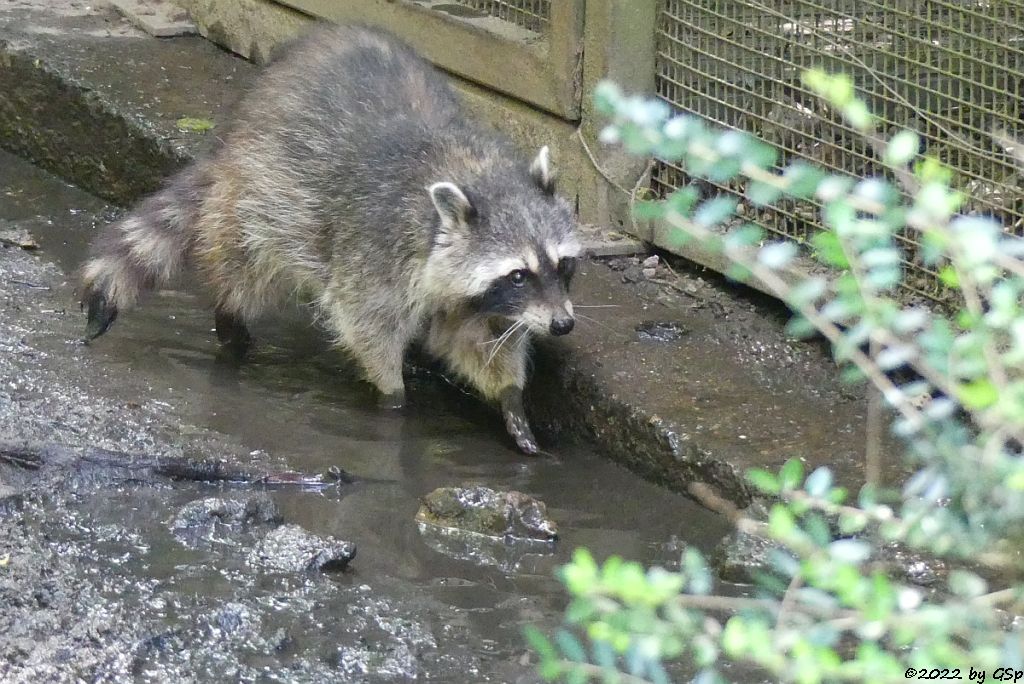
[321,298,415,409]
[214,306,252,355]
[425,314,537,455]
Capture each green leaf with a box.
[562,548,599,595]
[592,81,623,115]
[804,513,832,547]
[958,379,998,410]
[839,511,868,534]
[565,668,587,684]
[666,185,701,216]
[649,661,673,684]
[694,196,739,227]
[176,117,215,133]
[769,505,797,538]
[564,597,596,624]
[721,618,748,656]
[747,468,780,494]
[758,241,798,269]
[914,156,953,185]
[747,180,783,206]
[524,625,558,664]
[782,163,826,199]
[683,548,712,595]
[724,223,764,250]
[841,99,873,131]
[804,467,833,497]
[801,69,829,95]
[726,263,753,283]
[633,200,666,220]
[785,315,818,339]
[745,141,780,170]
[555,629,587,664]
[779,457,805,490]
[938,265,959,288]
[788,277,827,308]
[706,158,743,183]
[948,569,988,598]
[884,130,920,166]
[829,539,871,564]
[810,231,850,268]
[592,640,616,669]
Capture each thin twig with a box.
[776,573,805,628]
[865,341,884,487]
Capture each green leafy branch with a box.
[528,71,1024,683]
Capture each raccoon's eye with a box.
[508,270,528,287]
[558,257,577,279]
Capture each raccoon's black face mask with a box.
[471,254,577,335]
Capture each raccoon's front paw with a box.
[499,387,538,455]
[83,289,118,342]
[506,415,539,455]
[377,389,406,410]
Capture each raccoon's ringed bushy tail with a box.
[80,168,201,342]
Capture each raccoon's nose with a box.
[550,316,575,336]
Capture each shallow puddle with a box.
[1,149,733,681]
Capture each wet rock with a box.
[641,255,661,269]
[0,483,22,515]
[248,524,356,573]
[606,256,644,272]
[712,529,782,583]
[416,523,555,573]
[714,531,948,589]
[620,265,644,283]
[171,493,282,531]
[874,542,947,588]
[0,228,38,250]
[212,602,258,640]
[415,486,557,542]
[635,320,689,342]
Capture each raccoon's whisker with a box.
[514,326,530,349]
[573,304,621,308]
[575,312,620,335]
[484,320,524,368]
[479,321,521,347]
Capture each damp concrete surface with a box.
[0,149,752,681]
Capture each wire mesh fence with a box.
[449,0,550,33]
[653,0,1024,301]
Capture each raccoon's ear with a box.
[529,146,555,195]
[428,182,477,229]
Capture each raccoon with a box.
[79,24,580,455]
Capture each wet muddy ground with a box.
[0,150,736,681]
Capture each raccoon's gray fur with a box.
[80,24,580,454]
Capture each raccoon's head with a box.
[425,146,581,336]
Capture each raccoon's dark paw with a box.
[83,290,118,343]
[215,308,252,356]
[499,387,540,456]
[505,414,539,455]
[377,389,406,410]
[512,429,539,455]
[499,387,538,455]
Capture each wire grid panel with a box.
[653,0,1024,300]
[448,0,550,33]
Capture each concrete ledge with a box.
[0,3,876,507]
[0,3,255,205]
